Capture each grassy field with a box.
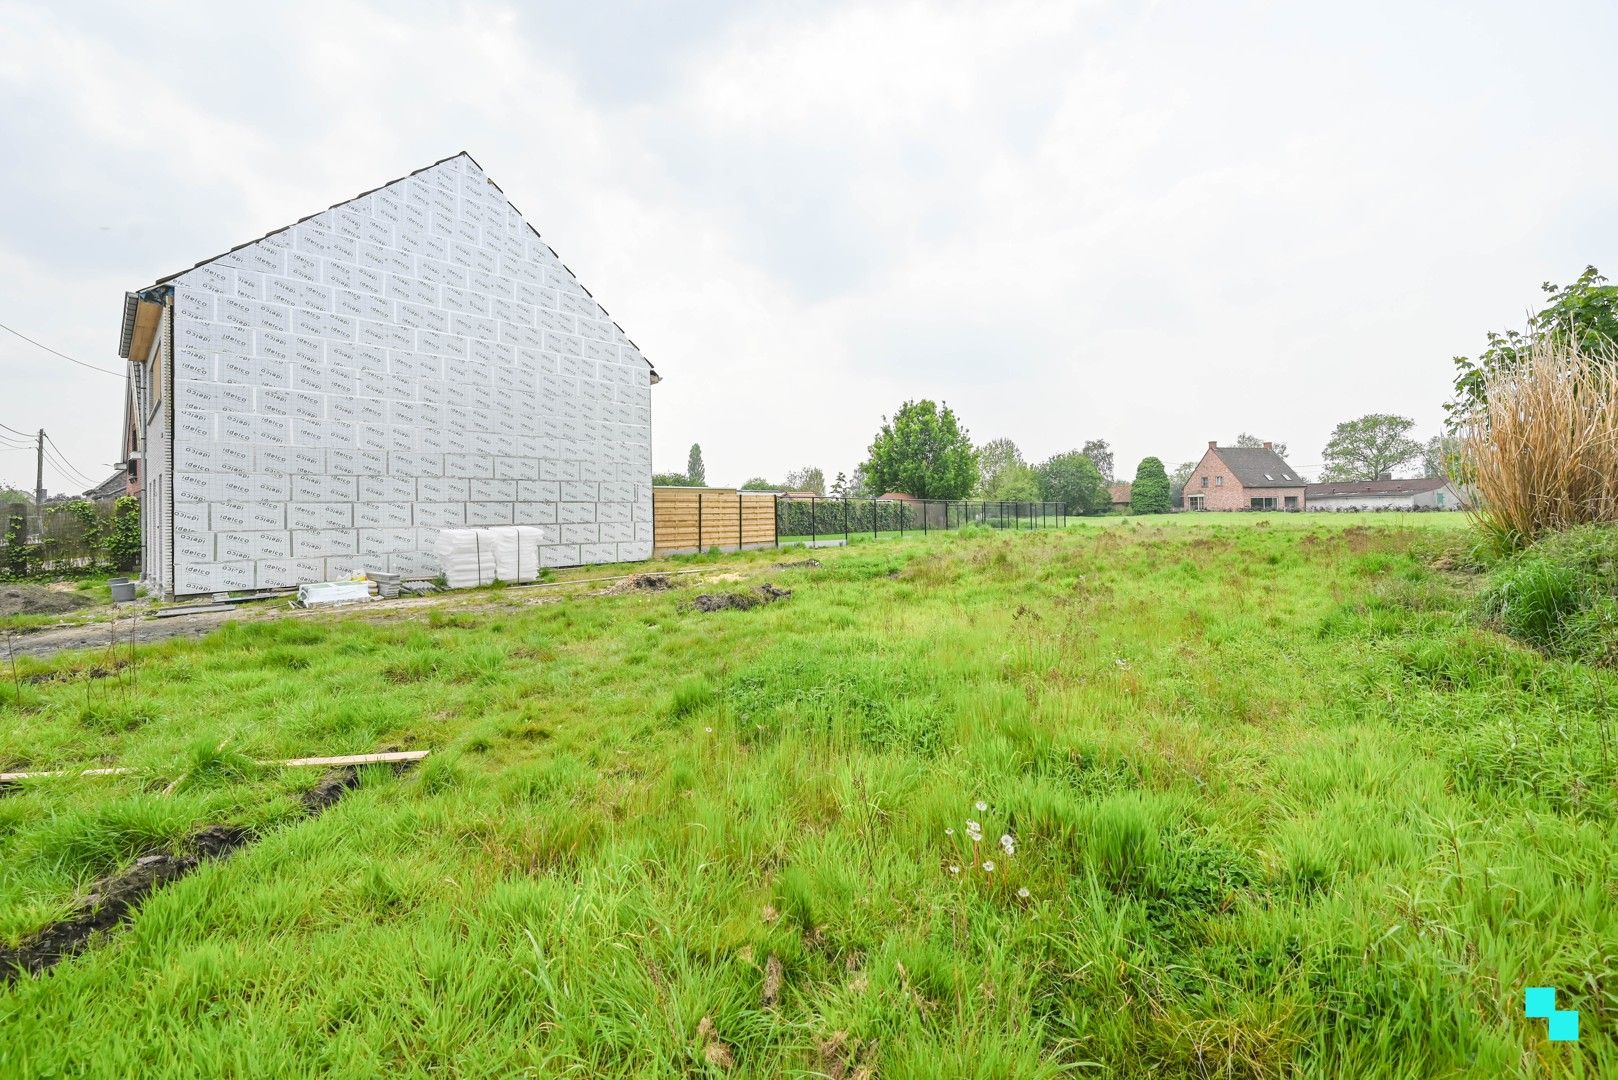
[0,514,1613,1077]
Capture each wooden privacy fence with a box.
[652,487,778,555]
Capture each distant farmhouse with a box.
[1183,441,1305,511]
[117,152,656,597]
[1305,477,1465,511]
[1108,481,1132,511]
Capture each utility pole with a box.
[33,429,44,511]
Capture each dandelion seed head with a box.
[945,827,954,837]
[948,864,960,875]
[975,800,988,812]
[1000,834,1015,855]
[982,860,995,873]
[1017,887,1031,899]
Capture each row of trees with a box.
[664,405,1472,513]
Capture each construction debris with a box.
[691,584,792,613]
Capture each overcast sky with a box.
[2,0,1615,493]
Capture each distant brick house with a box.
[1108,481,1131,510]
[1184,441,1305,511]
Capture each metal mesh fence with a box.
[774,497,1065,544]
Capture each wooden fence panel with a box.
[652,487,778,555]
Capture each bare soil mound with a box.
[0,585,93,618]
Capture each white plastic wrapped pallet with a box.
[433,525,545,588]
[434,528,498,589]
[512,525,544,582]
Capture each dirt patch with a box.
[607,573,676,595]
[299,765,362,813]
[691,584,792,612]
[772,558,821,570]
[4,609,237,660]
[0,824,251,982]
[0,585,92,618]
[0,763,381,983]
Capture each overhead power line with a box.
[44,449,95,488]
[44,433,97,482]
[0,320,124,378]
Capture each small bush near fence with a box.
[1,496,140,581]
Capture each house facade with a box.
[1183,441,1305,511]
[1304,478,1465,510]
[117,152,656,597]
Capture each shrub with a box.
[1460,334,1618,542]
[1479,522,1618,661]
[1129,457,1172,515]
[106,496,141,570]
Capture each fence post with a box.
[923,499,928,535]
[737,492,743,551]
[774,496,780,549]
[697,492,704,553]
[811,497,817,547]
[844,498,849,543]
[873,500,878,539]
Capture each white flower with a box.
[948,864,960,875]
[982,860,995,873]
[999,834,1016,855]
[1114,657,1129,669]
[975,800,988,812]
[1017,887,1031,899]
[704,726,714,733]
[945,827,955,837]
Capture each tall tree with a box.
[1235,432,1288,458]
[1168,461,1197,505]
[1320,414,1422,481]
[983,462,1040,501]
[1129,457,1172,514]
[1449,265,1618,424]
[783,466,826,495]
[865,400,977,499]
[975,438,1025,497]
[740,477,776,490]
[1081,439,1115,482]
[652,472,693,486]
[829,472,849,499]
[1421,435,1460,480]
[1036,452,1107,514]
[685,444,706,487]
[849,463,874,498]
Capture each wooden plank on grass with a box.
[0,750,431,784]
[277,751,430,768]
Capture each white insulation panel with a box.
[165,154,654,595]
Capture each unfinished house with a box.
[117,152,656,597]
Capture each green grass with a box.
[0,513,1612,1076]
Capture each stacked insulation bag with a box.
[433,526,546,588]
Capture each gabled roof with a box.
[119,151,656,379]
[1305,478,1450,497]
[1108,481,1132,502]
[1210,446,1304,488]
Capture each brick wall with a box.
[1183,448,1304,510]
